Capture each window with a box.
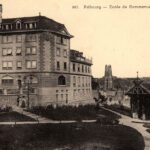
[56,36,67,45]
[16,21,21,29]
[26,48,31,54]
[31,76,38,84]
[82,77,84,87]
[2,76,13,85]
[17,61,22,69]
[26,60,37,69]
[85,66,87,73]
[7,89,18,94]
[56,48,60,56]
[64,62,67,70]
[73,90,76,98]
[32,47,37,54]
[63,49,67,57]
[2,36,12,43]
[73,76,76,87]
[61,94,63,101]
[56,94,58,101]
[30,88,36,94]
[25,24,29,29]
[66,94,68,104]
[25,23,37,29]
[86,77,88,87]
[57,61,60,70]
[63,38,67,45]
[2,25,6,30]
[26,47,37,55]
[78,77,80,87]
[58,75,66,85]
[16,35,22,42]
[82,65,84,72]
[56,36,61,44]
[2,48,12,56]
[29,23,33,29]
[88,67,90,73]
[32,22,37,28]
[78,64,80,72]
[2,61,13,70]
[6,25,9,30]
[73,63,76,72]
[26,34,36,42]
[0,89,4,95]
[3,24,12,30]
[16,47,22,55]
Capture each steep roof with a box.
[126,78,150,95]
[0,16,73,37]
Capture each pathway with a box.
[101,107,150,150]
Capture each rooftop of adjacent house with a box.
[70,49,92,65]
[0,15,73,37]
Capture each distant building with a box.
[104,65,113,90]
[0,5,93,107]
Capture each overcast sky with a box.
[1,0,150,78]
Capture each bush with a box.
[27,104,120,122]
[28,104,97,120]
[0,105,12,112]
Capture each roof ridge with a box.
[2,15,64,25]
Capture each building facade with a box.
[0,5,93,107]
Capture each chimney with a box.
[0,4,2,24]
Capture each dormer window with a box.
[25,22,37,29]
[6,25,9,30]
[25,23,29,29]
[16,20,21,29]
[33,22,37,28]
[29,23,33,29]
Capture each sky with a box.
[1,0,150,78]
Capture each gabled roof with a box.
[0,16,73,37]
[126,77,150,95]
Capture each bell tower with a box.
[104,65,113,90]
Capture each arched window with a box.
[58,75,66,85]
[16,20,21,29]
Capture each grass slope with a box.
[0,111,35,122]
[0,123,144,150]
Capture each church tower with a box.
[104,65,113,90]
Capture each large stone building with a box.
[0,5,93,107]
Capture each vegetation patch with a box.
[27,104,120,121]
[0,111,35,122]
[105,104,132,117]
[0,123,144,150]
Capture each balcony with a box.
[70,50,92,65]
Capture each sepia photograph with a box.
[0,0,150,149]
